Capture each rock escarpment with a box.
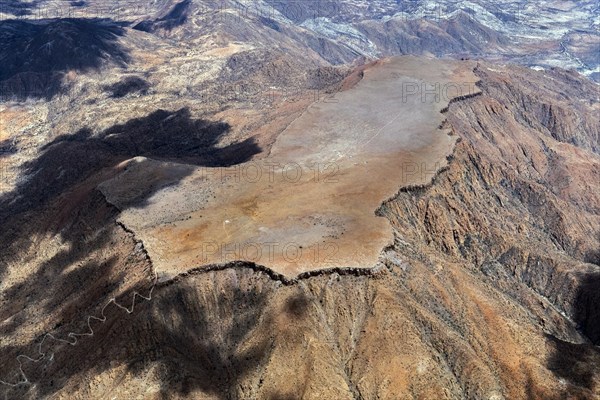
[1,62,598,399]
[380,64,600,334]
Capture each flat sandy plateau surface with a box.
[101,57,479,278]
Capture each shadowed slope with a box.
[0,18,128,100]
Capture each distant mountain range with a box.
[2,0,597,84]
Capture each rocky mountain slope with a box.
[0,1,599,399]
[1,58,598,399]
[1,0,599,97]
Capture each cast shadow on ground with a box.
[543,271,600,399]
[0,107,259,279]
[0,107,261,389]
[133,0,191,33]
[104,76,150,98]
[0,18,128,100]
[5,270,281,399]
[0,107,259,218]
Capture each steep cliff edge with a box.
[380,63,600,337]
[1,62,599,399]
[10,257,600,400]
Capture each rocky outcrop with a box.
[381,63,599,274]
[378,63,600,394]
[356,12,509,58]
[6,251,598,400]
[1,61,599,399]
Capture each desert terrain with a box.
[102,57,477,277]
[0,1,599,399]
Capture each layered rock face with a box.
[380,63,600,338]
[1,61,598,399]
